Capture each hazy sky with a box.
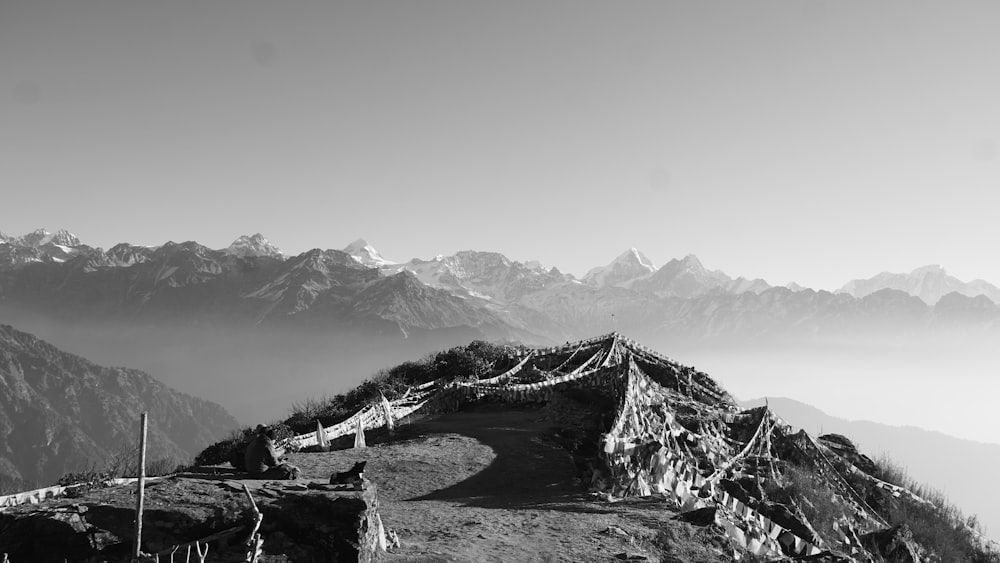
[3,0,999,290]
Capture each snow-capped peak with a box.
[620,247,657,270]
[225,233,284,258]
[343,238,393,267]
[582,247,657,288]
[18,228,82,248]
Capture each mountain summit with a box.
[17,228,82,248]
[582,248,657,288]
[224,233,283,258]
[0,228,90,266]
[630,254,770,298]
[343,238,393,267]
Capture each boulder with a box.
[818,434,878,475]
[860,525,921,563]
[672,506,716,527]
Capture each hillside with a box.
[743,397,1000,544]
[0,324,238,490]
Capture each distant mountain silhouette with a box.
[840,264,1000,305]
[0,324,238,489]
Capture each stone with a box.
[671,506,716,527]
[860,525,921,563]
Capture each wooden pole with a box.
[132,412,148,562]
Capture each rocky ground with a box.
[2,404,736,562]
[291,405,732,562]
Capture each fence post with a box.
[132,412,148,562]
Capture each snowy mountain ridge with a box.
[2,228,999,315]
[225,233,284,259]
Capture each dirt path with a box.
[288,406,729,563]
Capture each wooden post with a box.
[132,412,148,562]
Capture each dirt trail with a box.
[288,406,728,563]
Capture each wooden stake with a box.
[243,484,264,562]
[132,412,148,562]
[195,541,209,562]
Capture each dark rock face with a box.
[860,525,921,563]
[0,476,386,563]
[0,325,238,488]
[672,506,716,526]
[818,434,878,475]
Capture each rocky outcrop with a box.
[0,475,386,563]
[860,525,921,563]
[818,434,877,475]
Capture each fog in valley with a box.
[672,332,999,445]
[8,304,995,448]
[1,308,476,426]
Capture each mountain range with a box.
[838,264,1000,305]
[2,229,996,345]
[2,228,998,429]
[0,324,237,490]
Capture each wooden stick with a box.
[242,486,261,525]
[243,484,264,562]
[152,526,245,557]
[195,541,209,562]
[132,412,149,562]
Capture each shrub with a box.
[765,462,850,543]
[873,456,1000,562]
[195,340,519,465]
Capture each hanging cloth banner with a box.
[354,418,367,449]
[316,420,329,449]
[379,393,395,432]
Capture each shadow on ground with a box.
[388,406,609,512]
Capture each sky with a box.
[3,0,1000,291]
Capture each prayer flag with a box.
[354,418,366,449]
[316,420,329,449]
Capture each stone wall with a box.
[0,476,386,563]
